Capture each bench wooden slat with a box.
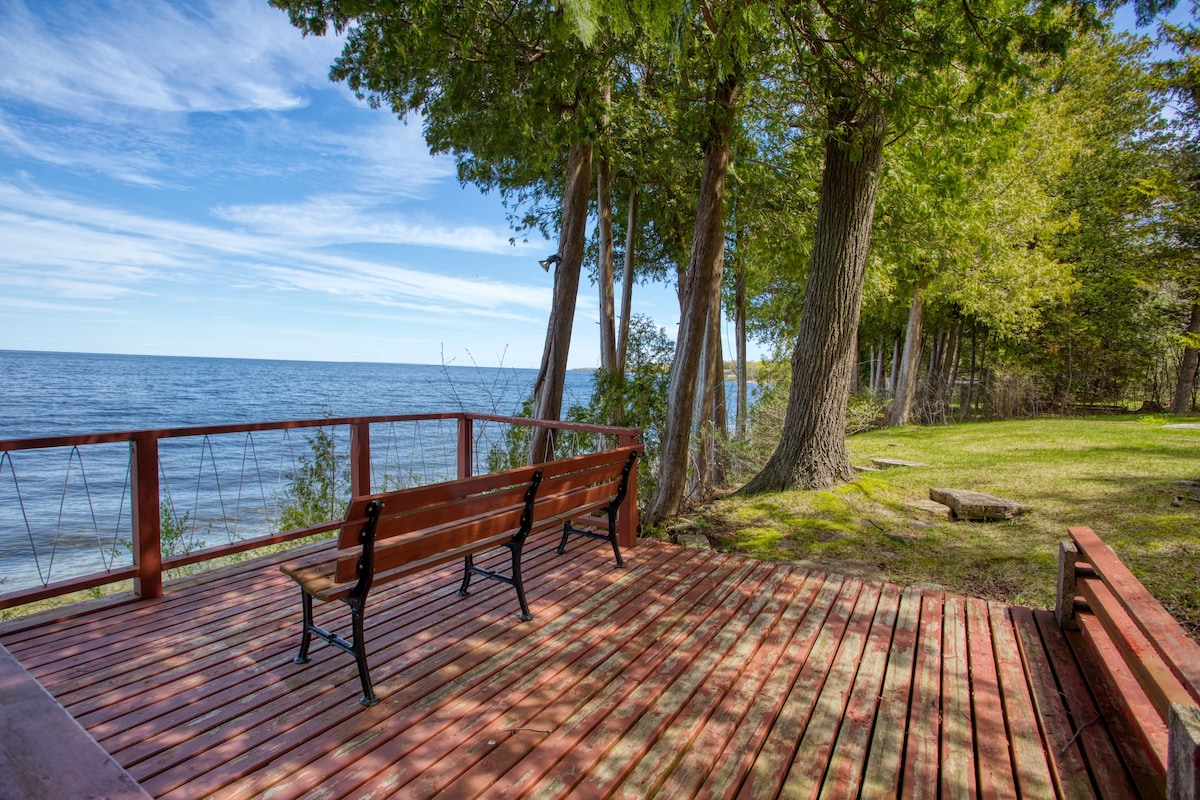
[535,481,624,521]
[1077,609,1170,783]
[366,505,529,579]
[1069,526,1200,706]
[1078,573,1198,718]
[372,482,534,539]
[305,532,521,602]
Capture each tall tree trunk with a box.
[597,155,617,375]
[616,181,638,377]
[710,267,728,487]
[889,337,900,398]
[735,254,748,439]
[646,73,738,523]
[741,101,886,494]
[692,260,728,496]
[1171,299,1200,414]
[945,319,962,416]
[889,285,924,427]
[531,142,593,462]
[689,305,714,500]
[961,323,977,421]
[850,330,861,396]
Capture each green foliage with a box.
[484,397,536,475]
[159,494,204,559]
[566,315,673,505]
[277,426,349,531]
[483,315,673,504]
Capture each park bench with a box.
[279,445,640,706]
[1056,525,1200,799]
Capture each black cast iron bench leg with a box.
[458,548,533,622]
[557,517,625,568]
[346,597,379,707]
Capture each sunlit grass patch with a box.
[696,415,1199,636]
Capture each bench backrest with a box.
[528,446,640,527]
[330,445,640,584]
[332,462,544,583]
[1064,526,1200,713]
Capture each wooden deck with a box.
[0,535,1152,799]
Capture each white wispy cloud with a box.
[0,183,551,313]
[0,0,341,117]
[213,194,525,253]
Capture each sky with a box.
[0,2,1186,371]
[0,0,694,370]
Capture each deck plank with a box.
[940,594,975,800]
[966,596,1017,800]
[735,576,866,799]
[1012,605,1098,800]
[991,602,1057,800]
[901,590,943,800]
[779,580,883,800]
[817,583,904,800]
[0,536,1165,800]
[859,584,923,799]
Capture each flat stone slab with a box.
[1163,423,1200,429]
[872,458,930,469]
[929,488,1031,521]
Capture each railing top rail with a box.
[0,411,640,452]
[461,412,641,437]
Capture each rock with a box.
[929,488,1031,521]
[677,533,712,550]
[872,458,930,469]
[1163,423,1200,429]
[853,464,882,472]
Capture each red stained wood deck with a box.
[0,535,1151,799]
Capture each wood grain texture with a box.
[0,537,1169,800]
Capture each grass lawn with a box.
[680,415,1200,637]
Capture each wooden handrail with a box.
[0,411,642,612]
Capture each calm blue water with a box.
[0,350,595,593]
[0,350,594,439]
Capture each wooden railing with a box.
[0,412,641,612]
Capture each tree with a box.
[740,0,1155,492]
[272,0,615,462]
[1032,27,1176,408]
[1158,4,1200,411]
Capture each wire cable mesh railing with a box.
[0,412,640,613]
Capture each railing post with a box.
[130,436,162,599]
[1170,703,1200,800]
[617,432,640,550]
[457,416,473,479]
[349,422,372,496]
[1055,540,1081,630]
